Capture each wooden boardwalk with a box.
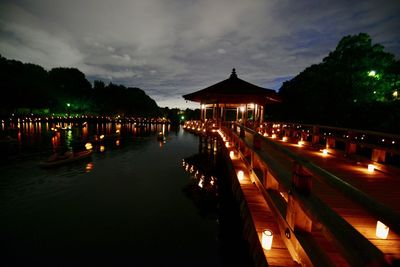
[229,156,298,266]
[268,140,400,260]
[236,129,400,264]
[185,121,400,266]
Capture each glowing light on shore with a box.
[85,142,93,150]
[376,221,389,239]
[368,164,375,172]
[262,229,273,250]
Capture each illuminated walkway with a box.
[184,121,400,266]
[245,132,400,263]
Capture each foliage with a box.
[0,55,160,116]
[273,33,400,133]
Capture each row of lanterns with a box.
[219,128,275,251]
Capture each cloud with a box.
[1,0,399,108]
[217,49,226,54]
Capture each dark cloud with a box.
[1,0,399,108]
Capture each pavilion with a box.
[183,69,280,127]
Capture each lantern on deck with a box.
[376,221,389,239]
[368,164,375,172]
[262,229,273,250]
[237,170,244,181]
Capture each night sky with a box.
[1,0,399,108]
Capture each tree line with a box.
[271,33,400,133]
[0,55,160,117]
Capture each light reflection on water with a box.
[0,125,252,266]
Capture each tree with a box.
[274,33,400,132]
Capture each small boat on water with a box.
[157,131,165,141]
[39,150,93,168]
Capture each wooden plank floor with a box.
[230,157,298,266]
[265,139,400,260]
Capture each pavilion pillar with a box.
[216,103,219,123]
[244,104,248,125]
[223,104,227,122]
[212,104,216,120]
[236,107,239,122]
[260,106,264,124]
[200,103,204,121]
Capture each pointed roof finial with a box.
[230,68,237,78]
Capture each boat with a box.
[157,131,165,141]
[39,150,93,168]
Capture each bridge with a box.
[182,70,400,266]
[183,120,400,266]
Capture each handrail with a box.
[227,122,396,265]
[234,122,400,235]
[266,120,400,139]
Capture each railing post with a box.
[253,133,261,150]
[292,161,312,196]
[240,125,245,138]
[326,136,335,148]
[372,148,386,163]
[345,131,357,156]
[312,126,320,146]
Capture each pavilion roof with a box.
[183,69,280,105]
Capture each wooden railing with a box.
[222,122,399,266]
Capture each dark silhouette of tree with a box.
[0,55,160,117]
[273,33,400,133]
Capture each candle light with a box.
[262,229,273,250]
[368,164,375,172]
[237,170,244,181]
[376,221,389,239]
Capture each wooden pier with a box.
[184,121,400,266]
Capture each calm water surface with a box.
[0,122,251,266]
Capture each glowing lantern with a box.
[368,164,375,172]
[240,106,245,112]
[263,133,268,137]
[85,142,93,150]
[262,229,273,250]
[237,170,244,181]
[116,140,120,146]
[100,134,105,140]
[116,129,120,133]
[298,140,304,147]
[229,151,234,159]
[376,221,389,239]
[322,149,328,156]
[225,141,230,148]
[282,136,288,142]
[100,145,105,152]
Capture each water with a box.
[0,122,252,266]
